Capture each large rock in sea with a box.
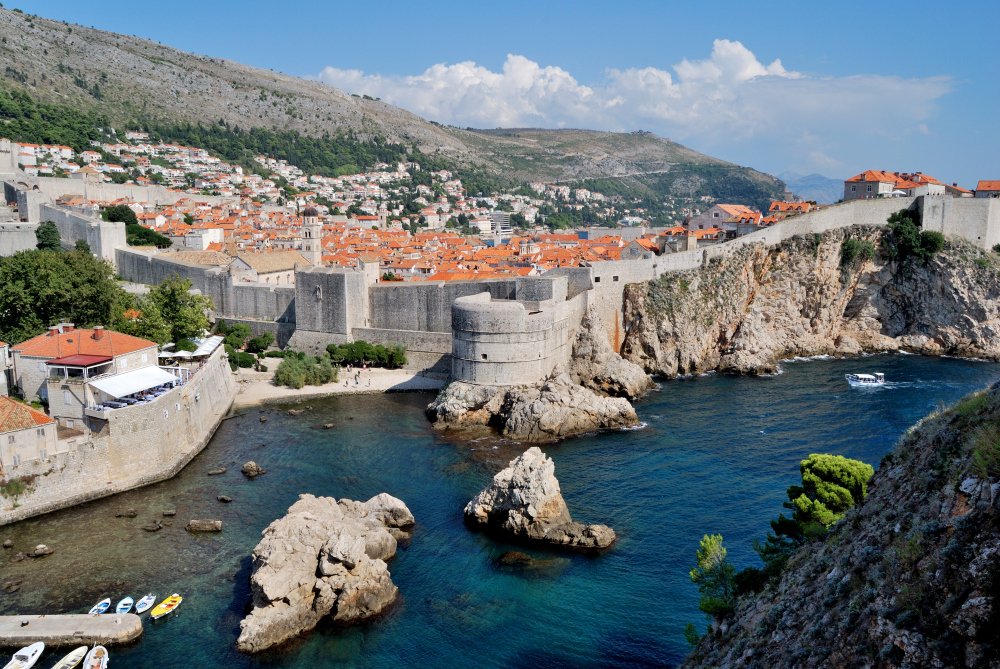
[464,447,615,551]
[427,374,639,443]
[236,493,414,653]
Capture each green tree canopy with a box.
[755,453,874,575]
[689,533,736,619]
[35,221,61,250]
[0,248,124,344]
[104,204,138,225]
[110,294,171,344]
[147,276,213,342]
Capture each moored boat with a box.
[114,596,133,614]
[2,641,44,669]
[87,598,110,615]
[134,593,156,614]
[149,593,183,620]
[49,646,87,669]
[845,372,885,387]
[81,646,107,669]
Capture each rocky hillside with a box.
[683,381,1000,668]
[0,7,784,192]
[622,226,1000,377]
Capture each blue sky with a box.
[8,1,998,186]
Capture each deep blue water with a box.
[1,354,998,668]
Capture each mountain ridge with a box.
[0,7,784,202]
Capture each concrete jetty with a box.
[0,614,143,647]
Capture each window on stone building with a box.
[12,454,19,466]
[40,448,47,460]
[63,390,72,405]
[7,435,13,444]
[481,354,488,360]
[594,277,601,283]
[613,276,619,282]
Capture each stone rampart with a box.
[0,221,37,256]
[39,204,127,264]
[0,346,235,525]
[368,279,518,333]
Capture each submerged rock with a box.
[218,495,233,503]
[286,408,305,416]
[237,493,415,653]
[241,461,266,479]
[115,508,137,518]
[465,447,615,551]
[207,467,227,476]
[26,544,53,558]
[141,520,163,532]
[186,519,223,532]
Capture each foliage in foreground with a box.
[884,210,945,265]
[690,533,736,619]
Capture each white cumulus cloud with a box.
[315,39,951,173]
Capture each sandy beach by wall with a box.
[232,367,447,409]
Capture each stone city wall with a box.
[367,279,518,333]
[0,221,37,256]
[39,204,127,264]
[0,346,235,525]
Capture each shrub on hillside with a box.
[274,352,338,388]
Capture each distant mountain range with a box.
[0,7,786,210]
[779,172,844,204]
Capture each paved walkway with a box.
[0,613,143,647]
[233,367,446,409]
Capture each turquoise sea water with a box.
[1,354,998,668]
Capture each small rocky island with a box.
[237,493,415,653]
[465,447,615,551]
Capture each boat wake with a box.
[620,422,649,432]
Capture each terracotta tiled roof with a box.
[0,396,54,434]
[14,328,156,359]
[976,180,1000,192]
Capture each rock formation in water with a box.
[622,226,1000,377]
[464,447,616,550]
[427,308,651,442]
[682,382,1000,668]
[236,493,414,653]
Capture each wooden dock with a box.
[0,614,143,647]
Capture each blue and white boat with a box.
[134,593,156,614]
[87,598,110,615]
[845,372,885,387]
[115,596,134,614]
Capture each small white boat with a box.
[134,593,156,614]
[81,646,107,669]
[115,596,134,614]
[87,598,110,615]
[49,646,87,669]
[2,641,44,669]
[846,372,885,387]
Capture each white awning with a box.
[89,366,179,398]
[192,335,224,357]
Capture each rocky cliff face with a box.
[427,309,652,442]
[465,447,616,550]
[622,227,1000,377]
[237,493,414,653]
[683,382,1000,668]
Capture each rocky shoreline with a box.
[622,228,1000,378]
[237,493,414,653]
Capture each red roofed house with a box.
[844,171,945,201]
[975,181,1000,199]
[0,395,57,471]
[11,324,158,412]
[687,204,759,232]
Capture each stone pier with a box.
[0,614,143,647]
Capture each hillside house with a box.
[0,395,57,471]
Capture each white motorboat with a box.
[2,641,44,669]
[87,598,110,615]
[846,372,885,387]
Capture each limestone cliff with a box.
[682,382,1000,668]
[622,226,1000,377]
[427,309,652,442]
